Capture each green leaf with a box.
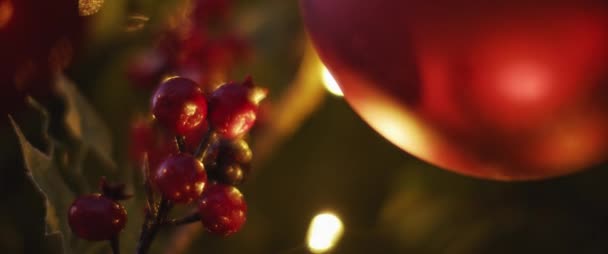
[55,75,116,170]
[9,115,74,254]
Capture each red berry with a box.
[152,153,207,203]
[198,183,247,236]
[152,77,208,135]
[208,77,267,139]
[68,194,127,241]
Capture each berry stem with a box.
[135,198,173,254]
[142,154,155,214]
[195,129,215,161]
[110,236,120,254]
[175,136,186,153]
[165,212,201,227]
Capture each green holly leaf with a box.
[55,75,116,170]
[9,115,74,253]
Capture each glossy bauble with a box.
[68,194,127,241]
[301,0,608,180]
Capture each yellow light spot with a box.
[321,66,343,97]
[125,14,150,32]
[195,182,205,193]
[249,87,268,104]
[161,75,180,83]
[79,0,104,16]
[307,212,344,253]
[184,103,198,116]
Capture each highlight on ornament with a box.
[307,212,344,253]
[321,65,343,97]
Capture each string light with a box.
[306,212,344,253]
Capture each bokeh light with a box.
[307,212,344,253]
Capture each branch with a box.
[110,236,120,254]
[135,198,173,254]
[165,212,201,227]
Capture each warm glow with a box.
[321,66,344,96]
[249,87,268,104]
[79,0,104,16]
[499,62,550,103]
[307,212,344,253]
[0,0,13,29]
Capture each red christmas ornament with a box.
[301,0,608,180]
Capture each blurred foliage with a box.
[2,0,608,254]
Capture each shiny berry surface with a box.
[152,77,208,135]
[68,194,127,241]
[152,153,207,203]
[198,183,247,236]
[208,79,265,139]
[302,0,608,180]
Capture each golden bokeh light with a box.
[307,212,344,253]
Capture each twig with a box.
[110,236,120,254]
[135,198,173,254]
[141,153,156,215]
[194,129,215,161]
[175,136,186,153]
[165,212,201,227]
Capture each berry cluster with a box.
[68,1,266,252]
[69,75,266,252]
[150,75,265,235]
[127,0,249,92]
